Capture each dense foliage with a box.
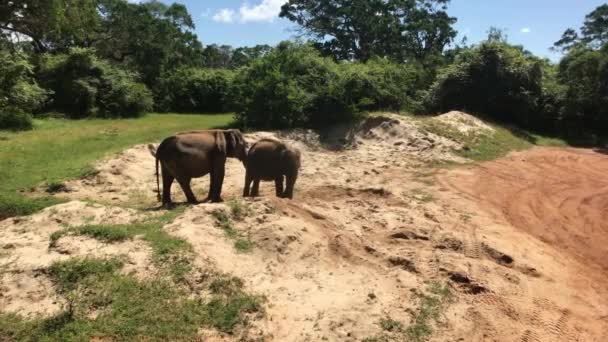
[231,43,342,128]
[426,41,544,129]
[230,43,424,128]
[156,67,234,113]
[0,50,47,130]
[557,45,608,134]
[39,48,153,119]
[1,0,607,139]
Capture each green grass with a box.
[420,119,567,162]
[0,113,234,219]
[49,208,191,281]
[365,282,453,342]
[210,208,255,253]
[0,258,262,341]
[1,206,263,341]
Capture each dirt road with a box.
[440,147,608,272]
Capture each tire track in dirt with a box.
[438,146,608,341]
[439,147,608,272]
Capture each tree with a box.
[426,41,545,129]
[557,45,608,134]
[554,4,608,51]
[202,44,234,68]
[0,0,99,53]
[230,45,272,68]
[93,0,204,86]
[279,0,457,62]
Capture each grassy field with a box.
[0,113,234,219]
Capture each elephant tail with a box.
[154,155,161,202]
[147,144,157,157]
[148,144,161,202]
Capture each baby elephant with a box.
[244,138,301,199]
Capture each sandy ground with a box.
[2,111,608,341]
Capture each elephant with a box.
[148,129,247,207]
[243,138,301,199]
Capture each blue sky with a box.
[155,0,607,61]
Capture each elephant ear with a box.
[225,129,246,152]
[215,130,227,155]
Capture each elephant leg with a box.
[210,158,226,203]
[243,171,253,197]
[275,176,284,198]
[161,165,175,208]
[203,168,215,203]
[284,174,297,200]
[176,175,197,204]
[251,179,260,197]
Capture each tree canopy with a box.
[554,4,608,51]
[279,0,457,62]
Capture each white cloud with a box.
[520,27,531,34]
[239,0,285,23]
[212,8,236,23]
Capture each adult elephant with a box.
[148,129,247,207]
[244,138,301,199]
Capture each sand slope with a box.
[2,112,607,341]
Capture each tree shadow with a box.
[592,147,608,155]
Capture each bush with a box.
[231,42,356,129]
[156,67,234,113]
[0,110,33,131]
[232,42,425,129]
[426,41,544,129]
[39,48,153,119]
[333,59,424,114]
[0,49,47,130]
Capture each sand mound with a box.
[431,110,494,134]
[350,114,463,159]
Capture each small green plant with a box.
[228,199,250,220]
[210,275,245,296]
[234,238,254,253]
[47,257,124,292]
[45,181,68,193]
[379,317,404,332]
[405,282,453,341]
[211,209,254,252]
[367,282,452,342]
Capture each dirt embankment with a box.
[2,112,608,341]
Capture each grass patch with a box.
[227,199,250,221]
[0,258,262,341]
[0,113,233,219]
[365,282,453,342]
[210,208,255,253]
[50,208,191,281]
[234,238,254,253]
[421,118,568,162]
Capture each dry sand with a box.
[2,112,607,341]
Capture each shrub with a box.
[0,49,47,130]
[0,110,33,131]
[156,67,234,113]
[333,59,424,114]
[231,42,356,129]
[426,41,544,129]
[39,48,153,118]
